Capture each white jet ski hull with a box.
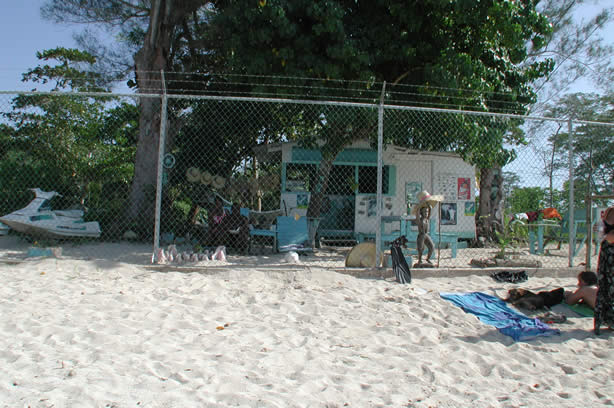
[0,188,101,239]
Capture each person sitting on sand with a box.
[219,203,249,252]
[565,271,598,310]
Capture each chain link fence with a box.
[1,90,612,271]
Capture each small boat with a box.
[0,188,101,239]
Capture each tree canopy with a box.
[547,93,614,206]
[0,48,138,234]
[38,0,613,236]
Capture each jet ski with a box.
[0,221,9,235]
[0,188,101,239]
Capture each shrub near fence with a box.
[0,90,612,270]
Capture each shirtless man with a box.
[565,271,598,309]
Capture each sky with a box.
[0,1,612,94]
[0,0,81,92]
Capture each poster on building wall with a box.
[297,193,309,208]
[437,173,456,200]
[367,196,377,217]
[457,177,471,200]
[441,202,457,225]
[464,201,476,216]
[405,181,422,207]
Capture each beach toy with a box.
[154,248,167,264]
[167,244,178,262]
[213,246,226,261]
[26,247,54,258]
[284,251,300,264]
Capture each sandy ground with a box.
[1,235,613,407]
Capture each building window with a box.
[358,165,389,194]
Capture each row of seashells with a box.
[154,244,226,264]
[186,167,226,189]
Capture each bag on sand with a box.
[491,270,528,284]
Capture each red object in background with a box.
[543,207,562,220]
[526,211,539,222]
[457,178,471,200]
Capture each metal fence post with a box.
[568,119,575,267]
[376,82,386,268]
[152,70,168,263]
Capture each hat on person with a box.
[411,190,444,215]
[186,167,201,183]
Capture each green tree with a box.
[526,1,614,112]
[209,0,554,226]
[42,0,210,226]
[43,1,613,241]
[544,93,614,209]
[508,186,548,214]
[521,1,613,212]
[0,48,138,234]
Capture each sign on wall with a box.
[441,202,457,225]
[405,181,422,207]
[457,177,471,200]
[436,173,456,200]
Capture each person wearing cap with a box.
[411,190,443,266]
[594,205,614,335]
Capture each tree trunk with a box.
[477,166,504,242]
[306,158,334,220]
[127,0,203,227]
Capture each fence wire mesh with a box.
[1,90,612,271]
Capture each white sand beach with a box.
[1,237,613,407]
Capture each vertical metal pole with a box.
[586,195,592,270]
[153,70,168,263]
[376,82,386,268]
[568,119,575,267]
[254,156,262,211]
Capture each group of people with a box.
[207,197,250,253]
[205,190,614,335]
[559,206,614,335]
[411,190,614,334]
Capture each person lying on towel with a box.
[565,271,598,310]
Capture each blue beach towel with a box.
[440,292,560,341]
